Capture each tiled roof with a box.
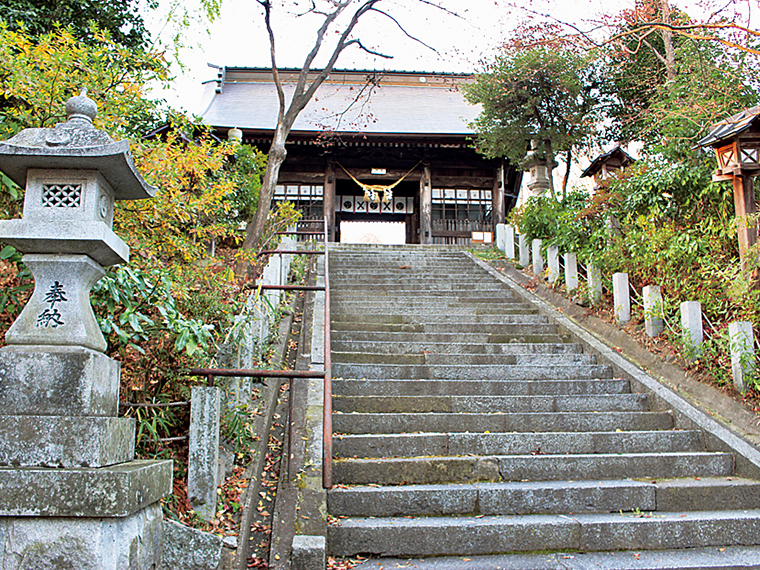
[200,68,480,136]
[698,105,760,147]
[580,146,636,178]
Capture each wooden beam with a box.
[420,165,432,245]
[324,163,336,242]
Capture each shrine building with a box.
[199,67,523,244]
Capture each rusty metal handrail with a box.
[322,217,333,489]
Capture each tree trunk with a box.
[562,148,572,198]
[242,126,288,251]
[661,0,676,81]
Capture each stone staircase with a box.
[325,244,760,567]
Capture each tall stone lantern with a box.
[520,139,558,196]
[0,92,172,568]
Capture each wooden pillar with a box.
[733,173,757,271]
[324,162,336,242]
[492,163,505,225]
[420,165,432,245]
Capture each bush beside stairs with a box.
[324,244,760,567]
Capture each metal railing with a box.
[183,217,334,488]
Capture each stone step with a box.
[332,306,539,316]
[332,378,631,397]
[331,323,560,335]
[348,547,760,570]
[331,363,614,381]
[332,352,598,367]
[331,341,584,355]
[327,477,760,517]
[333,452,735,486]
[332,430,702,459]
[330,331,573,344]
[333,411,674,435]
[327,510,760,558]
[334,394,647,414]
[331,314,550,326]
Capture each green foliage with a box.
[221,402,259,462]
[92,266,215,360]
[0,244,32,319]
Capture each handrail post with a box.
[322,216,333,489]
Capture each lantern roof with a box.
[698,105,760,148]
[0,90,156,200]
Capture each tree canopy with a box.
[463,47,611,194]
[1,0,154,49]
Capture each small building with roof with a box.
[580,146,636,188]
[199,67,523,244]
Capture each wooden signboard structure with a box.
[699,105,760,276]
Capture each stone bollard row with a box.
[497,224,757,395]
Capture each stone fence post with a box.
[188,386,222,521]
[564,253,578,292]
[729,321,755,393]
[505,225,516,259]
[547,245,560,284]
[587,264,603,305]
[680,301,703,361]
[612,273,631,324]
[518,234,530,267]
[532,238,544,276]
[643,285,664,337]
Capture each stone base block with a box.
[0,502,162,570]
[0,459,172,517]
[0,416,135,468]
[0,345,120,416]
[292,535,326,570]
[160,519,222,570]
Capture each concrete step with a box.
[332,352,598,367]
[328,477,760,517]
[333,452,735,486]
[331,363,614,381]
[332,378,631,397]
[331,304,536,314]
[333,430,702,459]
[331,341,585,355]
[327,510,760,558]
[333,411,674,434]
[330,331,573,344]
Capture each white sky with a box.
[145,0,649,114]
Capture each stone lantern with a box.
[0,91,171,568]
[699,105,760,273]
[520,139,558,196]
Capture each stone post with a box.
[188,386,222,521]
[518,234,530,267]
[496,223,507,252]
[532,238,543,276]
[564,253,578,293]
[419,165,432,245]
[587,264,603,305]
[643,285,665,337]
[505,225,516,260]
[612,272,631,324]
[547,245,560,284]
[729,321,755,393]
[0,92,171,568]
[680,301,703,361]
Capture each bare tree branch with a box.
[370,7,438,53]
[344,38,393,58]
